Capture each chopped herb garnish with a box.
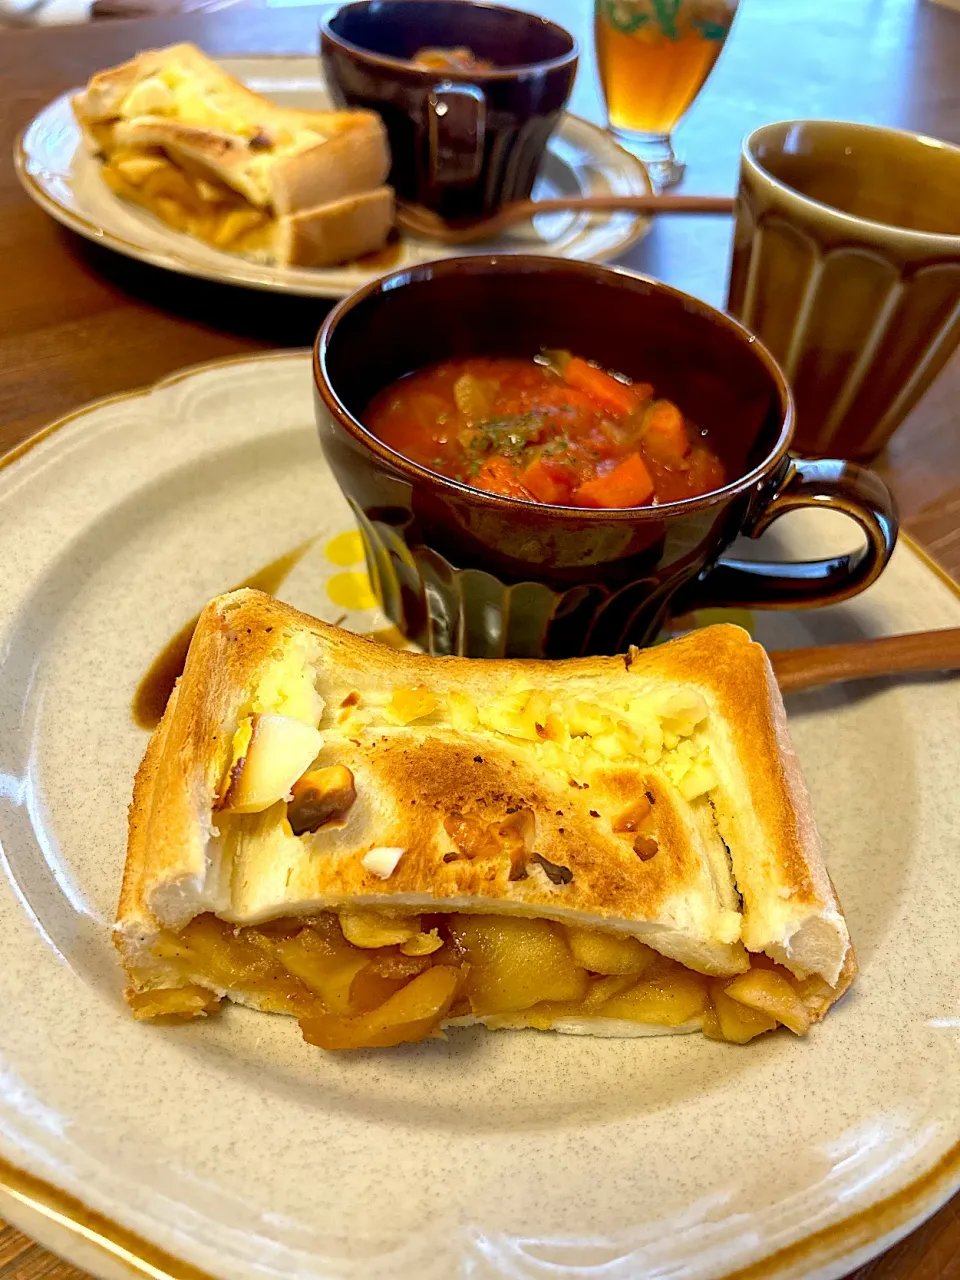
[468,414,544,459]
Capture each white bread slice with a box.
[73,43,392,266]
[275,188,394,269]
[116,591,856,1043]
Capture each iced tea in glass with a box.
[595,0,739,187]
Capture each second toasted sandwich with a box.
[116,591,856,1051]
[73,44,393,267]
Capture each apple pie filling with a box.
[100,152,273,253]
[131,910,834,1050]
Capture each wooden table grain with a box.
[0,2,958,1278]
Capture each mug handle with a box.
[687,457,899,610]
[427,80,486,185]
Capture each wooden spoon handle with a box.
[395,194,735,245]
[502,194,735,222]
[769,628,960,693]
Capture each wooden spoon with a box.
[395,193,735,246]
[768,628,960,694]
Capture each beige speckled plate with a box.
[2,352,960,1280]
[15,56,651,299]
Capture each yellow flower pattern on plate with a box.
[326,571,378,611]
[324,530,366,568]
[322,531,379,612]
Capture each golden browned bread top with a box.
[73,43,390,215]
[75,43,372,138]
[118,591,853,986]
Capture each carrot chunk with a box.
[473,457,535,499]
[573,453,655,508]
[563,357,638,419]
[521,457,575,504]
[642,399,691,464]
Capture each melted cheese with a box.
[328,678,720,802]
[250,635,325,726]
[115,67,328,156]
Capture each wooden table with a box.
[0,1,958,1277]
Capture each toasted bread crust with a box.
[118,592,746,973]
[79,44,266,125]
[276,187,395,267]
[268,120,390,218]
[117,590,855,1013]
[73,43,392,265]
[620,627,851,976]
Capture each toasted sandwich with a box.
[73,44,393,267]
[117,590,856,1050]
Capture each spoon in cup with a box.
[396,193,736,246]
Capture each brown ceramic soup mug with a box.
[320,0,578,220]
[313,256,898,658]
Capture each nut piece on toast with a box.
[73,43,394,267]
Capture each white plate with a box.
[14,56,651,299]
[2,352,960,1280]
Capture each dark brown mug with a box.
[313,256,898,658]
[320,0,578,220]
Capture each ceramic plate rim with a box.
[2,351,960,1280]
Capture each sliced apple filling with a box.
[134,911,833,1050]
[100,150,273,252]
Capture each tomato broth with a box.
[364,351,725,508]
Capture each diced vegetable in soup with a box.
[364,351,726,508]
[411,46,495,71]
